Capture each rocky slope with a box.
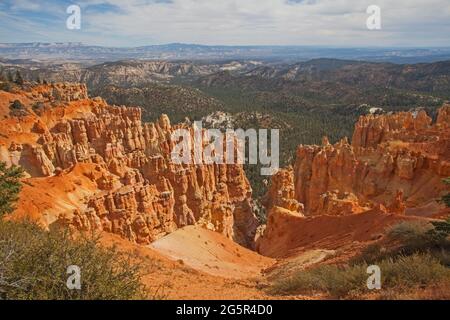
[0,82,258,247]
[0,59,260,88]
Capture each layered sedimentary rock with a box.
[263,167,304,214]
[290,106,450,216]
[32,83,89,103]
[258,105,450,256]
[0,83,258,246]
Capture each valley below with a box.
[0,58,449,300]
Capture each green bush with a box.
[378,254,450,289]
[31,102,47,116]
[269,253,450,299]
[14,70,24,85]
[428,216,450,242]
[0,162,23,217]
[355,220,450,266]
[0,220,147,300]
[0,82,14,92]
[9,100,28,117]
[10,100,25,110]
[270,263,367,298]
[440,177,450,207]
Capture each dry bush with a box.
[269,253,450,299]
[0,220,148,300]
[355,220,450,266]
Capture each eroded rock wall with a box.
[258,106,450,257]
[0,83,258,246]
[290,106,450,216]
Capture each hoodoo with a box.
[0,83,259,247]
[258,105,450,257]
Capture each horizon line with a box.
[1,42,450,50]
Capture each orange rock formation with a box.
[0,83,258,246]
[258,105,450,256]
[292,106,450,216]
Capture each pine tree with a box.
[426,177,450,242]
[0,162,24,217]
[15,70,24,85]
[441,177,450,208]
[7,70,14,82]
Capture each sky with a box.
[0,0,449,47]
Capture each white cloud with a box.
[2,0,450,46]
[10,0,41,11]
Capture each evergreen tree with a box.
[7,70,14,82]
[15,70,24,85]
[426,177,450,242]
[429,216,450,242]
[0,162,24,217]
[441,177,450,208]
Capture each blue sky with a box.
[0,0,449,47]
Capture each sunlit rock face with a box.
[289,105,450,216]
[258,105,450,257]
[1,83,258,246]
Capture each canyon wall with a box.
[291,107,450,216]
[0,83,258,246]
[258,105,450,256]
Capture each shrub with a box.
[0,162,23,217]
[428,217,450,242]
[31,102,46,115]
[9,100,29,117]
[14,70,24,85]
[271,219,450,299]
[378,253,450,289]
[10,100,25,110]
[0,220,147,300]
[270,263,368,298]
[441,177,450,208]
[355,221,450,266]
[7,71,13,82]
[0,82,14,92]
[269,253,450,299]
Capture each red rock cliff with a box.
[291,106,450,216]
[0,83,258,246]
[258,105,450,257]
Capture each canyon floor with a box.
[101,212,443,300]
[100,227,326,300]
[101,230,273,300]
